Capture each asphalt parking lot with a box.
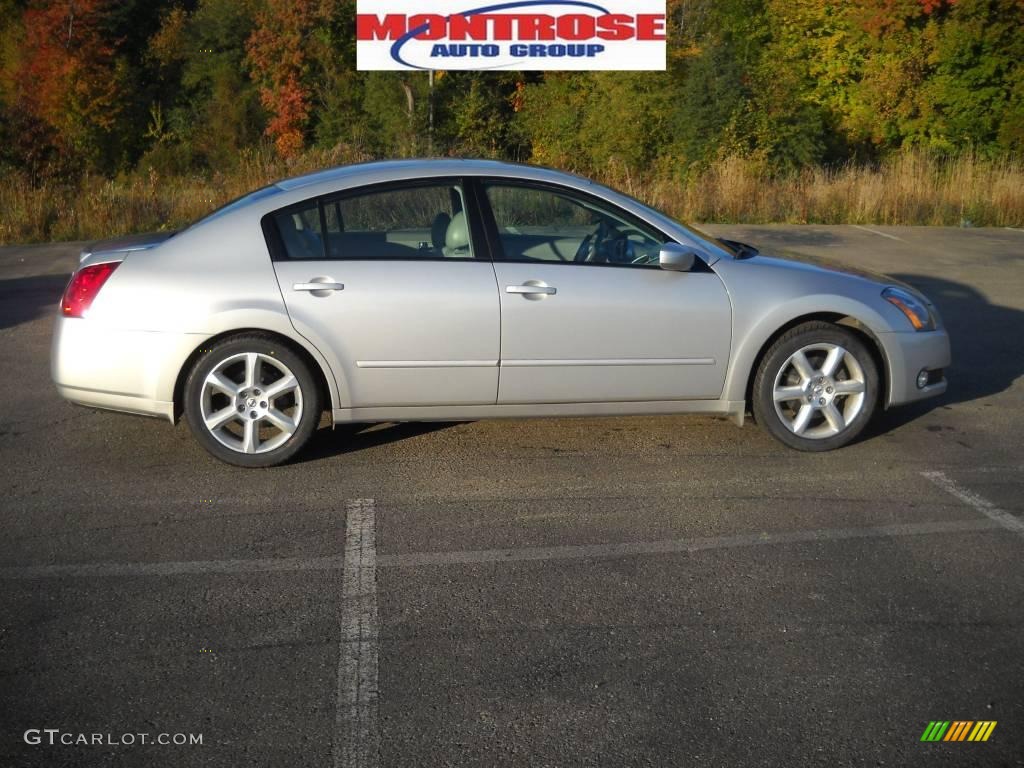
[1,224,1022,767]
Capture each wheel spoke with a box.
[821,346,846,377]
[241,418,258,454]
[822,402,845,433]
[243,353,259,389]
[264,408,296,435]
[774,385,805,403]
[263,374,297,399]
[791,404,813,434]
[207,372,238,396]
[204,406,237,432]
[833,379,865,395]
[790,351,815,382]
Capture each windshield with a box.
[610,188,739,256]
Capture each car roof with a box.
[274,158,593,193]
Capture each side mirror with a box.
[659,243,698,272]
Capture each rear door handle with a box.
[293,281,344,292]
[506,284,556,296]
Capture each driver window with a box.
[483,183,664,266]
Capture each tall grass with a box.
[1,147,1021,245]
[631,151,1024,228]
[0,145,369,245]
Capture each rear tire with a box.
[752,322,879,451]
[184,334,321,467]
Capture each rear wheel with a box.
[184,334,321,467]
[752,322,879,451]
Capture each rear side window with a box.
[272,202,323,260]
[268,181,474,261]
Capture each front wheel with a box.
[184,334,321,467]
[752,322,879,451]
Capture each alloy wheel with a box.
[772,343,867,439]
[199,352,303,454]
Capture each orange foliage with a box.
[17,0,121,151]
[857,0,955,36]
[246,0,321,158]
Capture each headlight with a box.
[882,287,935,331]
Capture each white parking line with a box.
[1004,227,1024,233]
[375,519,1001,568]
[0,518,1005,580]
[852,225,905,242]
[921,471,1024,537]
[941,465,1024,476]
[0,554,344,579]
[334,499,380,768]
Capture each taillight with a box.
[61,261,120,318]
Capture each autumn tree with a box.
[11,0,127,170]
[2,0,1023,179]
[246,0,321,158]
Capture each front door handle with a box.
[293,281,344,292]
[506,284,556,296]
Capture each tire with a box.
[752,321,879,452]
[184,334,321,467]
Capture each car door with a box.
[479,180,732,404]
[268,178,500,408]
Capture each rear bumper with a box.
[54,384,174,420]
[51,315,202,421]
[880,329,951,407]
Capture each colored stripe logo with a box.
[920,721,997,742]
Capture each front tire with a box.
[752,322,879,451]
[184,334,321,467]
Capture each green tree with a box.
[917,0,1024,153]
[360,72,431,156]
[436,72,523,159]
[517,73,593,170]
[308,0,368,151]
[147,0,264,170]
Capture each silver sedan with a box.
[51,160,950,466]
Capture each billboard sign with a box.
[356,0,667,71]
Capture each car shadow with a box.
[296,420,460,463]
[0,274,70,330]
[869,273,1024,434]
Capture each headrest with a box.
[446,210,470,251]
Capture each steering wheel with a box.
[603,232,632,263]
[573,231,596,263]
[574,218,622,263]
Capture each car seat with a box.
[431,212,452,255]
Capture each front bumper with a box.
[51,315,203,421]
[879,328,951,407]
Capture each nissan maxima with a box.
[51,160,949,467]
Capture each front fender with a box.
[721,294,894,404]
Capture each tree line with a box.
[0,0,1021,183]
